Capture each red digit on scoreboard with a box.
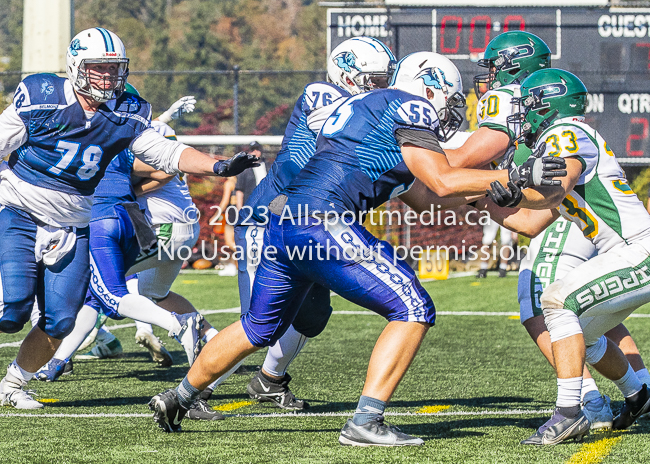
[504,15,525,32]
[469,16,491,53]
[626,117,649,157]
[440,16,462,54]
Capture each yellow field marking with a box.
[213,400,256,412]
[182,280,198,284]
[470,282,481,287]
[37,399,59,403]
[416,405,451,414]
[508,316,520,320]
[566,435,623,464]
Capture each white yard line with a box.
[0,409,553,419]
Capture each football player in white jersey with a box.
[0,27,258,410]
[445,31,650,430]
[482,69,650,444]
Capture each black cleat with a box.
[149,389,187,433]
[339,418,424,447]
[186,398,224,421]
[498,268,507,278]
[247,371,308,410]
[521,409,590,445]
[613,384,650,430]
[476,269,488,278]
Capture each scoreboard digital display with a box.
[328,6,650,163]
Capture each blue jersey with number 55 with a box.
[283,88,441,217]
[239,81,350,225]
[9,74,151,196]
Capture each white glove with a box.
[157,96,196,123]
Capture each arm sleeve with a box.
[0,104,28,160]
[395,128,444,154]
[129,127,189,174]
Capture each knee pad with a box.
[40,315,76,339]
[543,307,582,343]
[585,335,608,365]
[540,280,566,310]
[292,286,332,338]
[0,299,35,333]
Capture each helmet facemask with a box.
[507,90,559,148]
[437,91,466,142]
[74,58,129,103]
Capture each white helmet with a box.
[327,37,396,95]
[66,28,129,103]
[390,52,465,141]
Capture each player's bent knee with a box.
[42,316,77,339]
[0,318,26,334]
[585,335,607,365]
[543,307,582,343]
[540,280,566,310]
[0,300,35,333]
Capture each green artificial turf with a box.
[1,274,650,463]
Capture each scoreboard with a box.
[328,5,650,163]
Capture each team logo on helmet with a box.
[41,79,55,99]
[524,80,568,110]
[415,68,453,90]
[334,52,361,73]
[69,39,88,57]
[496,44,535,71]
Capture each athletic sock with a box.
[580,377,600,402]
[262,326,308,377]
[7,361,35,385]
[614,364,643,398]
[352,395,386,425]
[480,262,489,270]
[135,321,154,335]
[499,262,507,270]
[117,293,181,335]
[557,377,583,411]
[202,327,218,343]
[53,304,99,360]
[176,376,201,409]
[635,368,650,387]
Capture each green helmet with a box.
[124,82,140,96]
[474,31,551,96]
[515,69,587,147]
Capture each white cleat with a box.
[0,377,43,410]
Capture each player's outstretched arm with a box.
[399,179,483,214]
[475,198,560,238]
[445,126,511,169]
[131,128,259,177]
[401,144,565,198]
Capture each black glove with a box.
[213,151,260,177]
[508,144,567,188]
[487,180,522,207]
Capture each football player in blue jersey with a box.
[0,27,258,409]
[226,36,396,411]
[149,51,568,444]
